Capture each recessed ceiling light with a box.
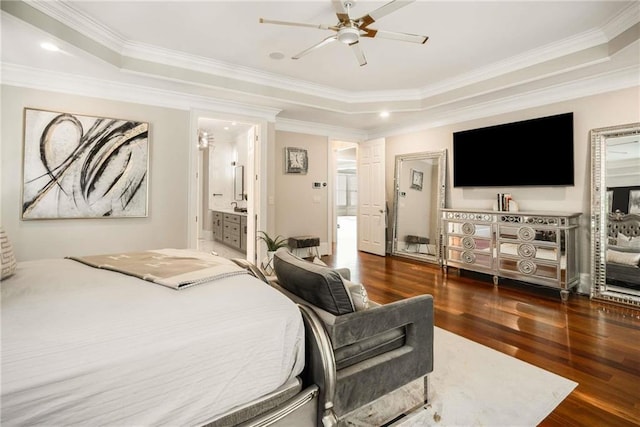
[231,121,237,126]
[379,111,390,118]
[224,126,229,130]
[269,51,285,60]
[40,42,60,52]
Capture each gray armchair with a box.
[272,249,434,426]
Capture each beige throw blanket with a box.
[68,248,248,289]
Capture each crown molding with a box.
[275,117,367,142]
[373,65,640,140]
[3,60,637,142]
[27,0,126,53]
[601,2,640,40]
[0,62,281,121]
[19,0,637,108]
[417,28,608,100]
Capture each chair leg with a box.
[423,375,429,404]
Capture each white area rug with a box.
[394,327,578,426]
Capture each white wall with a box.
[274,131,329,253]
[385,86,640,293]
[1,85,191,261]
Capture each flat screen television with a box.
[452,112,574,187]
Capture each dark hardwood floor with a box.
[320,248,640,427]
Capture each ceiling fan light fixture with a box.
[337,27,359,44]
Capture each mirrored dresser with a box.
[442,208,582,301]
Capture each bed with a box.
[606,213,640,290]
[0,248,313,426]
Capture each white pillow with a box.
[1,228,17,280]
[607,249,640,267]
[312,257,327,266]
[344,279,370,311]
[617,233,640,249]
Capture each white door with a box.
[357,138,386,256]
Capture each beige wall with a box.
[1,85,191,261]
[2,82,639,292]
[385,86,640,293]
[274,131,329,252]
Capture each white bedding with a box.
[1,255,305,426]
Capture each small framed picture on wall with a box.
[410,169,423,191]
[284,147,308,174]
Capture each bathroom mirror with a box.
[392,150,447,264]
[234,165,244,201]
[590,122,640,308]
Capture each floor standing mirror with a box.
[392,150,447,264]
[590,122,640,308]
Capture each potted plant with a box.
[257,231,288,252]
[257,231,288,274]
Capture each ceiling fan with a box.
[259,0,428,67]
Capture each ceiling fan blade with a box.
[362,28,428,44]
[332,0,350,23]
[358,0,415,28]
[259,18,335,31]
[292,35,338,60]
[349,41,367,67]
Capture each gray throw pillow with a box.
[274,249,354,315]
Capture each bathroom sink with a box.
[234,207,247,213]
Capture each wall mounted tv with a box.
[453,112,574,187]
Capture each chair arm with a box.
[327,295,433,349]
[298,304,339,427]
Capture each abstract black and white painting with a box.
[22,108,149,219]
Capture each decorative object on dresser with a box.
[442,209,581,301]
[22,108,149,219]
[493,193,519,212]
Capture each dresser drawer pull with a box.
[517,226,536,241]
[517,259,537,275]
[517,243,536,258]
[462,236,476,249]
[461,222,476,235]
[461,251,476,264]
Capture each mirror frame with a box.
[391,149,447,265]
[590,122,640,308]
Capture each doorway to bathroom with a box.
[196,117,256,260]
